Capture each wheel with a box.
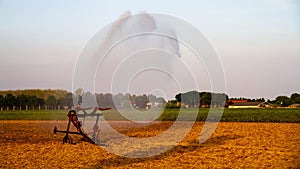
[63,135,72,144]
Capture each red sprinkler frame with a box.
[53,107,111,145]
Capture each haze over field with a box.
[0,0,299,100]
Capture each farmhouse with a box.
[228,102,274,108]
[288,104,300,108]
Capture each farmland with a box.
[0,121,299,168]
[0,109,299,168]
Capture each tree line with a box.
[76,92,166,109]
[0,89,299,110]
[0,89,68,100]
[228,97,265,102]
[0,91,166,111]
[228,93,300,107]
[167,91,229,108]
[271,93,300,107]
[169,91,300,108]
[0,93,73,110]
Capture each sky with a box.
[0,0,299,100]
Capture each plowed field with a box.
[0,121,299,168]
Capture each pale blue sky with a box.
[0,0,299,99]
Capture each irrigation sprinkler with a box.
[54,107,111,145]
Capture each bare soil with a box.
[0,121,299,168]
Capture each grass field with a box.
[0,108,299,122]
[160,108,300,123]
[0,110,68,120]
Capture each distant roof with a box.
[289,104,300,107]
[230,100,247,103]
[232,102,263,106]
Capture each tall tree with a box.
[63,92,73,108]
[291,93,300,103]
[200,92,211,106]
[175,93,181,102]
[135,94,149,109]
[275,96,293,107]
[27,95,39,108]
[0,95,4,108]
[46,95,57,109]
[16,94,28,109]
[38,98,45,107]
[5,93,16,109]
